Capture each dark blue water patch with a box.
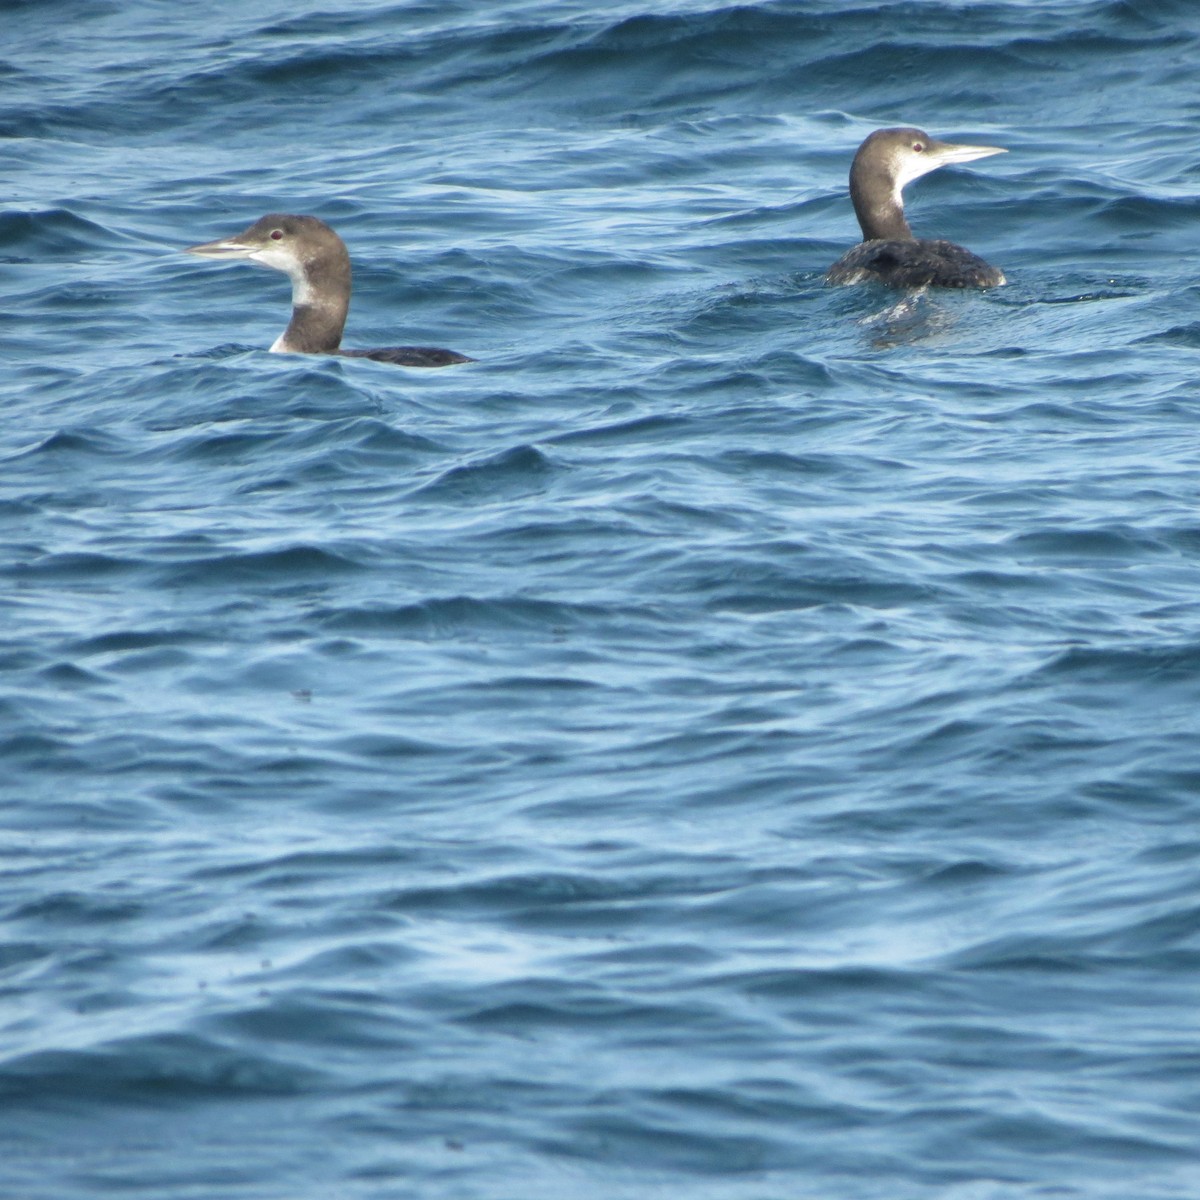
[9,550,146,581]
[214,987,435,1055]
[154,417,450,498]
[1093,193,1200,235]
[1038,641,1200,687]
[10,890,146,926]
[5,425,131,463]
[0,940,48,979]
[0,732,89,780]
[18,542,332,594]
[473,3,1166,119]
[35,661,109,690]
[142,356,395,423]
[326,731,456,762]
[407,443,557,502]
[1004,524,1173,564]
[658,544,939,613]
[1102,902,1200,960]
[190,843,430,887]
[1136,320,1200,348]
[161,424,304,466]
[545,411,699,449]
[0,1034,324,1103]
[538,1109,788,1175]
[314,593,636,640]
[0,0,1164,146]
[0,208,137,261]
[383,865,699,927]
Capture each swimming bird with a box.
[184,214,473,367]
[826,127,1006,289]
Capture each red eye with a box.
[913,142,925,152]
[270,230,283,240]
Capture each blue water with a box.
[4,2,1200,1196]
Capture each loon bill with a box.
[826,127,1007,289]
[184,213,473,367]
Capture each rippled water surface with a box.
[5,2,1200,1197]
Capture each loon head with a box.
[848,127,1006,241]
[857,127,1007,192]
[185,213,353,353]
[184,213,350,307]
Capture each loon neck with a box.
[271,248,352,354]
[849,159,914,242]
[273,298,348,354]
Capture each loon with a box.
[826,127,1006,289]
[184,214,473,367]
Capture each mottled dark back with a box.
[827,238,1005,288]
[338,346,476,368]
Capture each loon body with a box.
[184,214,473,367]
[827,127,1006,289]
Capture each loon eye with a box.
[912,142,925,152]
[270,229,284,241]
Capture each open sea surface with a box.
[4,2,1200,1196]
